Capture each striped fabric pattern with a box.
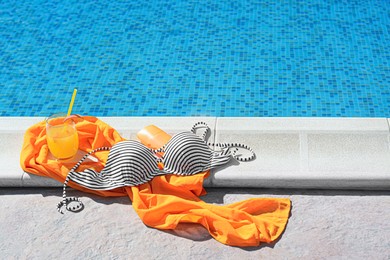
[57,122,255,213]
[160,131,213,175]
[69,141,161,190]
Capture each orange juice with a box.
[46,114,79,160]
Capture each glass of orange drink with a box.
[46,113,79,160]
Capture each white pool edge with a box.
[1,117,389,189]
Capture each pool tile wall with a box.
[1,0,389,117]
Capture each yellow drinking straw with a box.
[67,88,78,116]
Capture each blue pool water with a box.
[1,0,389,117]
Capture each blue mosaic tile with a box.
[0,0,389,117]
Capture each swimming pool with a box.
[1,0,389,117]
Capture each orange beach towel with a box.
[20,117,291,247]
[20,116,127,197]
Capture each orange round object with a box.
[137,125,171,150]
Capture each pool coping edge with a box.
[1,116,389,189]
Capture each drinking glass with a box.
[46,113,79,160]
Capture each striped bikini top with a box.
[58,122,255,213]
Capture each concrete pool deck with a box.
[0,187,389,259]
[1,117,389,189]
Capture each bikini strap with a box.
[207,142,255,162]
[57,146,111,214]
[151,147,165,153]
[191,121,210,141]
[150,147,165,164]
[192,122,255,161]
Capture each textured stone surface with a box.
[0,132,25,186]
[2,117,390,189]
[1,188,389,259]
[213,117,390,189]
